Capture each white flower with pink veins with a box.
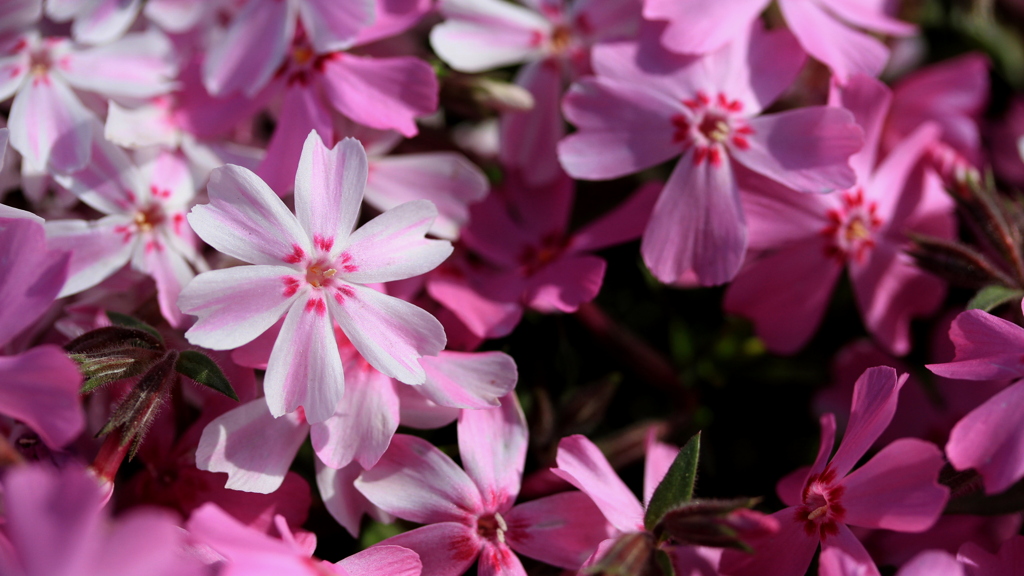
[179,131,453,424]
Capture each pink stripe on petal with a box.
[202,0,293,96]
[264,293,345,423]
[553,435,644,533]
[8,72,93,172]
[143,234,195,328]
[189,164,309,266]
[310,366,399,469]
[829,366,903,478]
[478,540,527,576]
[61,30,177,98]
[295,133,366,244]
[196,398,309,494]
[335,545,422,576]
[0,346,84,449]
[355,434,484,524]
[298,0,375,53]
[458,393,528,511]
[179,265,300,350]
[46,215,136,298]
[430,0,550,73]
[329,283,445,384]
[505,491,614,570]
[341,200,453,284]
[378,523,481,576]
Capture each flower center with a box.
[670,92,754,167]
[477,512,508,545]
[821,188,883,263]
[796,466,846,540]
[29,46,52,76]
[518,232,566,275]
[133,204,165,233]
[305,262,337,288]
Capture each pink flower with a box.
[0,463,205,576]
[559,23,862,285]
[179,131,452,424]
[724,74,954,355]
[643,0,915,83]
[959,534,1024,575]
[720,367,949,576]
[0,216,84,449]
[355,394,613,576]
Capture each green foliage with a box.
[644,432,700,530]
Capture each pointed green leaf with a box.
[966,285,1024,312]
[654,549,675,576]
[175,351,238,401]
[106,311,164,343]
[644,432,700,531]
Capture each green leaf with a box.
[175,351,238,401]
[654,548,675,576]
[106,311,164,343]
[966,285,1024,312]
[644,431,700,531]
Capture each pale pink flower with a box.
[724,74,954,355]
[45,0,143,45]
[45,129,206,327]
[720,367,949,576]
[644,0,915,83]
[559,24,862,285]
[355,394,613,576]
[0,463,205,576]
[179,131,452,424]
[0,216,83,449]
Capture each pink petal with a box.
[298,0,375,53]
[643,431,680,506]
[559,77,680,180]
[196,399,310,494]
[355,434,483,523]
[202,0,294,96]
[829,366,904,478]
[143,234,195,328]
[818,524,881,576]
[841,438,948,531]
[827,0,916,37]
[524,254,606,313]
[365,151,489,241]
[478,541,527,576]
[828,73,894,183]
[946,380,1024,494]
[643,0,767,54]
[739,172,835,251]
[378,523,481,576]
[929,310,1024,381]
[0,346,84,448]
[718,508,819,576]
[320,54,437,137]
[316,461,392,538]
[777,465,812,507]
[355,0,433,45]
[570,181,660,253]
[505,491,613,569]
[46,216,136,298]
[724,237,842,354]
[957,536,1024,575]
[341,200,453,284]
[418,351,517,409]
[426,270,523,339]
[0,1,40,37]
[294,133,366,243]
[329,282,446,385]
[143,0,207,33]
[0,218,69,347]
[396,385,461,429]
[640,152,745,286]
[52,128,145,215]
[336,545,422,576]
[779,0,889,83]
[458,393,527,510]
[188,164,310,266]
[61,30,177,98]
[8,73,94,172]
[430,0,550,73]
[70,0,143,45]
[733,107,862,193]
[179,265,300,350]
[869,123,943,225]
[499,60,563,187]
[310,364,399,469]
[895,551,964,576]
[811,413,839,479]
[264,293,345,423]
[259,84,335,196]
[186,503,307,570]
[552,434,644,533]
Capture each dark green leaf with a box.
[584,532,656,576]
[106,311,164,343]
[175,350,238,401]
[644,432,700,531]
[966,285,1024,312]
[654,549,674,576]
[65,325,164,354]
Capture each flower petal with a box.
[418,350,518,409]
[316,461,392,538]
[430,0,550,73]
[335,545,422,576]
[340,200,452,284]
[378,523,481,576]
[927,310,1024,381]
[258,84,335,196]
[505,491,614,569]
[61,30,177,98]
[46,215,135,298]
[8,72,94,172]
[310,363,399,469]
[0,346,84,448]
[0,218,69,347]
[295,133,366,245]
[458,393,527,510]
[202,0,293,96]
[946,380,1024,494]
[552,434,644,533]
[829,366,903,478]
[297,0,374,53]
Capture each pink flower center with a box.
[133,204,166,233]
[796,466,846,540]
[821,188,883,263]
[477,512,508,545]
[670,91,754,167]
[280,238,358,308]
[518,232,567,275]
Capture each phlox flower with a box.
[719,367,949,576]
[724,74,954,355]
[644,0,915,83]
[354,394,613,576]
[559,23,862,285]
[179,131,452,424]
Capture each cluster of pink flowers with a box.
[3,0,1024,574]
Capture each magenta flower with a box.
[720,367,949,576]
[179,131,452,424]
[927,306,1024,494]
[644,0,914,82]
[355,394,613,576]
[0,216,83,449]
[724,74,955,355]
[559,23,862,285]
